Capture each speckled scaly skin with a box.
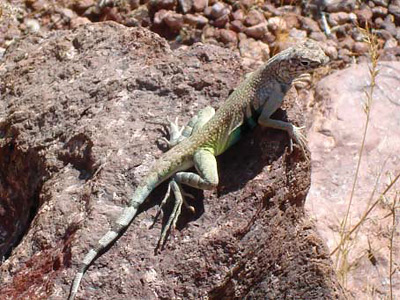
[68,39,329,300]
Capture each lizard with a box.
[68,39,329,299]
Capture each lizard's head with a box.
[272,39,329,84]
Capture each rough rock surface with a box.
[0,22,343,299]
[307,62,400,299]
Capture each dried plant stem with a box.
[388,192,398,300]
[333,24,380,285]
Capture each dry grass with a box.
[331,24,400,298]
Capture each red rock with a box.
[283,13,301,29]
[153,9,168,25]
[232,9,245,21]
[164,12,184,30]
[183,13,208,27]
[245,23,268,39]
[324,0,356,12]
[210,2,228,19]
[74,0,96,11]
[339,36,355,50]
[244,9,265,26]
[239,37,270,61]
[212,14,229,27]
[355,6,373,25]
[372,6,388,17]
[70,16,91,28]
[328,12,352,26]
[230,20,246,33]
[301,17,320,33]
[192,0,207,12]
[240,0,255,9]
[219,29,238,45]
[154,0,176,10]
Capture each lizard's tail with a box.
[68,172,159,300]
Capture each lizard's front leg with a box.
[258,89,308,154]
[164,106,215,148]
[156,148,218,249]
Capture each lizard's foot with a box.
[289,125,309,159]
[164,117,184,148]
[158,117,184,149]
[152,180,194,251]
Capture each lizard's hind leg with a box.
[163,106,215,148]
[155,148,219,250]
[154,179,187,250]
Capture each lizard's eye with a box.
[300,61,309,66]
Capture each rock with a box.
[267,16,287,33]
[307,63,400,299]
[153,9,169,25]
[210,2,228,19]
[202,25,218,40]
[288,28,307,39]
[375,29,393,40]
[353,41,369,54]
[239,37,270,62]
[73,0,96,12]
[230,19,246,33]
[323,43,338,59]
[129,0,141,9]
[380,46,400,60]
[309,31,327,41]
[283,13,301,29]
[263,3,280,17]
[372,0,389,6]
[240,0,255,9]
[178,0,193,14]
[0,22,344,300]
[324,0,357,12]
[262,31,276,44]
[372,6,388,18]
[374,17,384,27]
[277,5,301,15]
[381,16,397,37]
[218,29,238,45]
[245,23,268,39]
[338,48,351,63]
[70,16,92,28]
[24,19,40,33]
[244,9,266,27]
[301,16,320,33]
[203,5,212,17]
[211,14,229,27]
[384,37,398,48]
[0,47,5,60]
[183,13,208,27]
[152,0,176,10]
[339,35,355,50]
[388,4,400,22]
[127,5,151,27]
[164,11,184,30]
[355,6,373,25]
[232,9,245,21]
[328,12,353,26]
[192,0,207,12]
